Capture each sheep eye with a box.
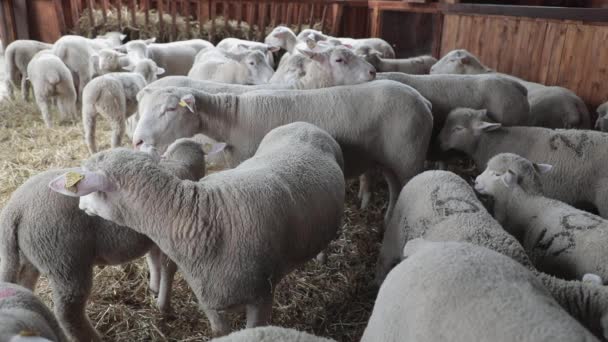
[165,107,177,112]
[452,126,464,132]
[335,58,343,63]
[249,61,255,66]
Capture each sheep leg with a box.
[202,307,230,337]
[382,169,401,227]
[51,270,101,342]
[246,295,273,328]
[6,79,15,100]
[21,75,30,101]
[56,98,74,124]
[596,186,608,219]
[157,250,177,314]
[110,117,126,148]
[82,108,98,154]
[146,248,162,295]
[358,173,372,210]
[18,260,40,291]
[34,95,53,128]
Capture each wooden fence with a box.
[440,7,608,108]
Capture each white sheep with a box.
[26,51,77,128]
[596,101,608,132]
[188,48,274,85]
[92,48,132,74]
[377,169,608,338]
[51,35,119,101]
[363,239,601,342]
[133,81,433,221]
[49,122,345,336]
[475,153,608,284]
[0,282,68,342]
[82,59,164,154]
[296,29,395,58]
[215,37,277,67]
[0,138,211,342]
[356,46,437,74]
[270,44,376,89]
[264,26,298,55]
[3,40,53,101]
[431,49,591,129]
[439,107,608,218]
[210,326,336,342]
[121,38,214,76]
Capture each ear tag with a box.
[178,100,188,107]
[65,171,85,193]
[19,331,39,337]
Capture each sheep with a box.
[92,48,132,74]
[82,59,164,154]
[475,153,608,283]
[363,239,601,342]
[210,326,336,342]
[264,26,298,54]
[431,49,591,129]
[133,81,433,221]
[0,282,68,342]
[3,40,53,101]
[356,46,437,74]
[120,38,214,76]
[376,72,531,127]
[596,101,608,132]
[296,29,396,58]
[26,51,77,128]
[215,37,277,67]
[188,48,275,85]
[270,44,376,89]
[438,107,608,218]
[52,33,125,92]
[48,122,346,336]
[0,138,213,342]
[376,169,608,338]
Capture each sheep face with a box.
[97,49,126,73]
[430,49,482,75]
[264,26,292,50]
[475,153,552,196]
[438,108,501,153]
[243,50,275,85]
[301,46,376,86]
[133,89,201,153]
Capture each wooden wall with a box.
[441,13,608,108]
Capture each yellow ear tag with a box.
[65,171,85,193]
[19,330,39,337]
[178,100,188,107]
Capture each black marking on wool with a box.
[549,133,589,158]
[532,228,575,257]
[431,187,479,217]
[561,212,604,231]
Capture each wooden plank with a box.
[439,14,459,56]
[68,0,80,33]
[483,14,502,71]
[0,1,13,46]
[511,19,546,80]
[130,0,137,28]
[466,15,485,57]
[584,27,608,108]
[431,12,444,58]
[330,3,343,36]
[101,0,109,24]
[258,1,268,41]
[184,0,191,38]
[209,0,216,42]
[158,0,164,39]
[496,17,520,74]
[143,0,149,31]
[308,3,315,27]
[237,0,242,28]
[442,4,608,22]
[52,0,67,35]
[171,0,177,40]
[116,0,122,28]
[270,2,278,30]
[88,0,96,34]
[539,21,567,85]
[320,4,328,32]
[296,3,304,32]
[557,23,593,92]
[367,1,440,14]
[286,3,294,26]
[453,12,470,50]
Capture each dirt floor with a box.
[0,85,387,340]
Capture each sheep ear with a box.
[342,43,353,49]
[119,34,127,41]
[459,55,471,65]
[298,48,325,63]
[501,170,517,188]
[122,64,135,71]
[476,121,502,133]
[203,142,227,156]
[178,94,195,113]
[370,49,382,57]
[49,170,116,197]
[144,38,156,44]
[155,67,165,75]
[534,163,553,174]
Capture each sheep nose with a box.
[133,139,143,150]
[369,70,377,78]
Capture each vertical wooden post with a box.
[308,3,315,28]
[117,0,123,29]
[320,4,328,32]
[184,0,191,38]
[101,0,109,24]
[296,3,304,33]
[210,0,216,42]
[158,0,165,39]
[53,0,67,35]
[171,0,177,40]
[68,0,80,34]
[257,0,268,41]
[330,3,343,36]
[431,12,444,59]
[144,0,150,33]
[370,5,381,38]
[88,0,96,36]
[130,0,137,29]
